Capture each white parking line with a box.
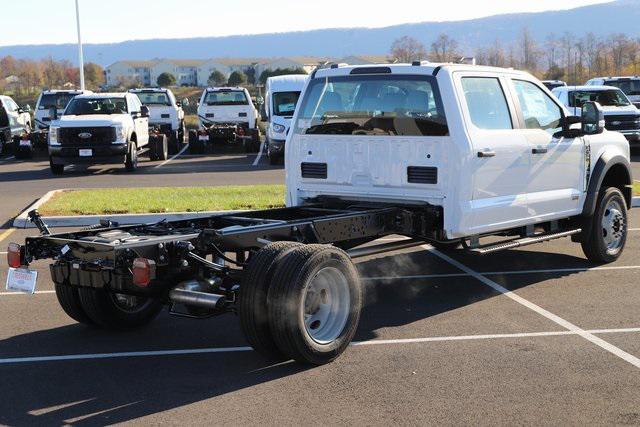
[0,327,639,365]
[154,144,189,169]
[428,246,640,369]
[0,155,15,163]
[0,290,55,296]
[252,141,265,166]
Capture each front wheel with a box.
[78,288,163,330]
[581,187,628,263]
[268,245,362,365]
[50,158,64,175]
[124,142,138,171]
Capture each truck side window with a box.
[461,77,513,130]
[513,80,562,134]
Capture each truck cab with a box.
[48,93,150,174]
[287,63,631,242]
[587,76,640,109]
[128,87,186,154]
[0,95,31,138]
[552,85,640,145]
[190,87,260,154]
[264,75,307,164]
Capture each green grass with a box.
[39,185,286,216]
[634,182,640,196]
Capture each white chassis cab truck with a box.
[587,76,640,109]
[47,93,168,174]
[264,74,307,165]
[13,63,632,366]
[128,88,187,154]
[189,86,261,154]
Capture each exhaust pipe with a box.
[169,280,225,310]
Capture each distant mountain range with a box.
[0,0,638,66]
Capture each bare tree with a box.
[390,36,427,63]
[519,27,539,72]
[430,34,459,62]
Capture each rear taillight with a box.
[7,243,23,268]
[132,258,155,287]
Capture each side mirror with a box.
[181,98,190,107]
[140,105,150,118]
[581,101,605,135]
[48,106,58,121]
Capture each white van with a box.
[264,74,307,164]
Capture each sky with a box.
[0,0,614,47]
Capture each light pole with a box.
[75,0,85,90]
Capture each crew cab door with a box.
[128,95,149,146]
[456,74,532,234]
[510,79,585,219]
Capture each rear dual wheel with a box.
[241,243,362,365]
[55,283,162,330]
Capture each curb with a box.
[12,189,243,229]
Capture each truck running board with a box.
[467,229,582,255]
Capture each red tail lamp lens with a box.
[132,258,154,287]
[7,243,23,268]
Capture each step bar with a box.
[467,229,582,255]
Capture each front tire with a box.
[581,187,628,263]
[125,142,138,171]
[50,158,64,175]
[78,288,163,330]
[268,245,362,365]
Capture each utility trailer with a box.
[8,63,632,365]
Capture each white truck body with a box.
[264,75,307,162]
[128,88,184,131]
[197,87,258,129]
[286,63,631,239]
[0,95,31,137]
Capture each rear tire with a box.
[268,244,362,365]
[154,135,168,161]
[581,187,628,263]
[240,241,302,360]
[55,283,96,325]
[78,288,163,330]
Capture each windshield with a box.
[65,98,128,115]
[569,90,630,108]
[605,79,640,96]
[273,91,301,116]
[134,92,170,106]
[39,93,77,110]
[294,74,448,137]
[204,91,248,106]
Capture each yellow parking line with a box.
[0,228,17,244]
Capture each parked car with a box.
[542,80,567,91]
[552,85,640,145]
[587,76,640,108]
[0,95,31,138]
[0,103,11,155]
[14,63,632,366]
[47,93,166,174]
[264,74,307,165]
[189,86,260,154]
[129,87,187,154]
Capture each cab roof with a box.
[75,92,128,99]
[41,89,92,95]
[206,87,247,92]
[554,85,623,92]
[128,87,171,93]
[590,76,640,81]
[312,62,534,79]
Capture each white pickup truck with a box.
[128,88,187,154]
[190,86,260,153]
[14,63,632,366]
[47,93,164,174]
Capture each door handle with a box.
[477,150,496,158]
[532,147,548,154]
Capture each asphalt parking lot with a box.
[0,149,639,425]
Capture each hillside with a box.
[0,0,637,65]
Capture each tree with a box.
[84,62,104,89]
[207,70,226,86]
[390,36,427,63]
[227,70,247,86]
[544,64,565,81]
[430,34,459,63]
[519,27,540,72]
[259,67,306,84]
[157,72,176,87]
